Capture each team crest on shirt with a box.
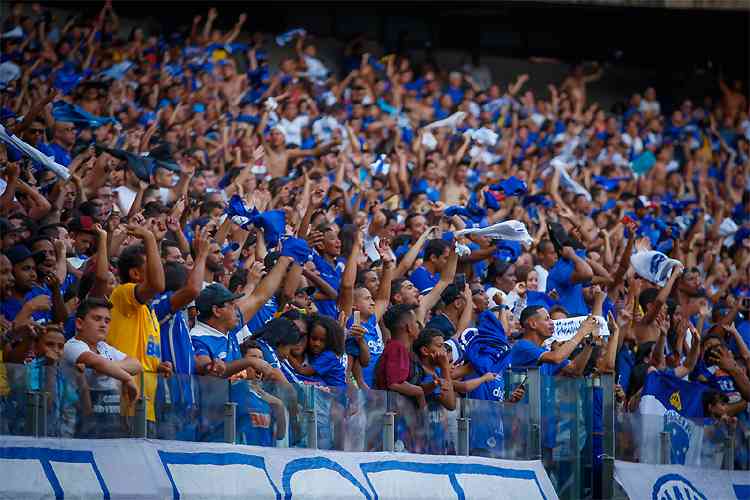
[249,412,271,429]
[669,391,682,412]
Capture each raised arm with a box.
[338,231,362,321]
[374,241,396,320]
[236,254,293,320]
[642,264,683,324]
[128,223,166,304]
[418,246,458,325]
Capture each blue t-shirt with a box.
[510,338,569,375]
[311,252,343,318]
[546,258,590,316]
[256,338,282,369]
[616,344,636,394]
[190,317,244,363]
[310,350,346,388]
[409,266,440,294]
[246,296,278,334]
[49,142,72,167]
[153,292,195,375]
[1,286,54,324]
[232,382,274,446]
[344,313,384,388]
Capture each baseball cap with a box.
[440,284,462,307]
[69,215,97,235]
[196,283,243,316]
[5,244,45,265]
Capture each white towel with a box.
[551,157,591,201]
[454,220,533,246]
[422,111,466,131]
[0,124,70,180]
[630,250,682,287]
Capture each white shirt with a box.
[639,100,661,116]
[534,264,549,292]
[114,185,137,215]
[278,115,310,147]
[63,337,126,391]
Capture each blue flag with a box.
[490,176,528,197]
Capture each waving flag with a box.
[490,176,528,197]
[276,28,306,46]
[225,195,287,247]
[0,124,70,180]
[639,370,707,466]
[52,101,117,128]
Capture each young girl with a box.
[284,314,346,388]
[507,266,556,320]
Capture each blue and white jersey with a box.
[152,292,195,375]
[345,313,385,388]
[311,251,343,319]
[246,296,278,334]
[190,320,241,363]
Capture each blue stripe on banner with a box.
[281,457,372,500]
[0,446,110,499]
[734,484,750,500]
[157,451,280,500]
[358,461,548,500]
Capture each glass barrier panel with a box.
[1,362,32,436]
[615,408,747,470]
[465,397,530,460]
[389,391,430,454]
[154,371,226,442]
[323,385,387,452]
[540,375,589,500]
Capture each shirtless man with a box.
[257,109,337,178]
[719,78,747,122]
[633,264,683,344]
[561,63,603,107]
[441,134,471,205]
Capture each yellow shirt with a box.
[107,283,161,421]
[0,351,9,397]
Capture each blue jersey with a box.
[310,350,346,388]
[546,258,590,317]
[510,338,569,375]
[232,382,274,446]
[190,319,242,363]
[691,360,741,402]
[49,142,72,166]
[1,286,54,324]
[152,292,195,374]
[256,338,282,369]
[345,314,384,387]
[246,296,278,334]
[409,266,440,293]
[311,252,342,318]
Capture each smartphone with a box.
[353,311,361,326]
[455,273,466,290]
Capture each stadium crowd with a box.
[0,1,749,471]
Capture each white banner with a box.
[615,460,750,500]
[0,435,557,500]
[552,315,609,341]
